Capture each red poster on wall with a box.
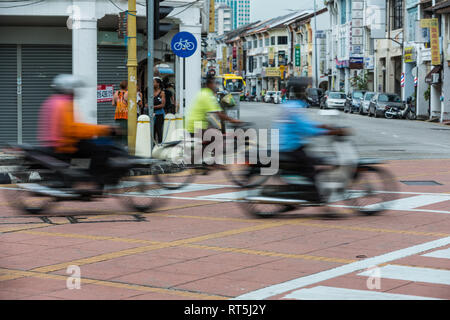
[97,84,114,103]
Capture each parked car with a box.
[264,91,276,103]
[368,93,403,118]
[273,91,282,104]
[344,90,367,113]
[306,88,324,107]
[322,91,347,110]
[360,92,376,114]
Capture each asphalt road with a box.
[239,101,450,160]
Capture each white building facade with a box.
[0,0,203,144]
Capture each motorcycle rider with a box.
[37,74,122,183]
[186,74,241,138]
[274,85,348,201]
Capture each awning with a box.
[425,66,442,84]
[432,0,450,13]
[156,64,174,75]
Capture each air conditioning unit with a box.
[432,73,440,84]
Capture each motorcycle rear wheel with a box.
[116,172,164,212]
[345,166,398,215]
[153,162,197,190]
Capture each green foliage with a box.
[424,86,430,101]
[350,71,369,90]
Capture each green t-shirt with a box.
[186,88,222,133]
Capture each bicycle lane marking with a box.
[234,236,450,300]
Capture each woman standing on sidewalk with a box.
[112,80,128,145]
[153,77,166,144]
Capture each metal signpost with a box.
[171,31,198,116]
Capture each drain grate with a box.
[378,149,406,152]
[401,180,443,186]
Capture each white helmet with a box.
[50,74,85,94]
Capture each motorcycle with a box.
[5,138,179,214]
[385,98,417,120]
[233,130,399,218]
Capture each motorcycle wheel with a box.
[407,112,417,120]
[345,166,399,216]
[385,112,394,119]
[10,180,56,215]
[226,164,270,188]
[153,162,197,190]
[240,186,296,218]
[116,171,164,212]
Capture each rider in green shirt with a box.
[186,75,240,135]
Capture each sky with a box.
[250,0,325,23]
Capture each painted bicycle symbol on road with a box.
[173,39,195,51]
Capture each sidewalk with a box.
[0,159,449,300]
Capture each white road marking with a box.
[358,265,450,285]
[234,237,450,300]
[198,191,250,200]
[282,286,440,300]
[422,248,450,259]
[364,195,450,211]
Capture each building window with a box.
[265,37,270,46]
[392,0,403,30]
[277,36,288,45]
[253,39,258,48]
[340,0,346,24]
[271,36,276,45]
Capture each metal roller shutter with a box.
[97,46,127,125]
[0,45,17,145]
[21,45,72,144]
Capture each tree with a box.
[350,71,369,91]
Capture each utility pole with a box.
[127,0,138,154]
[314,0,318,88]
[147,0,154,155]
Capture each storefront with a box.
[0,38,129,144]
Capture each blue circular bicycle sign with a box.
[171,31,197,58]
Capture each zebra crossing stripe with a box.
[282,286,440,300]
[234,236,450,300]
[364,195,450,211]
[358,264,450,286]
[422,248,450,259]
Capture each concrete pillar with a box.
[344,68,350,94]
[442,64,450,121]
[178,24,201,116]
[430,84,441,119]
[176,5,202,116]
[72,0,97,124]
[403,62,415,100]
[416,61,428,117]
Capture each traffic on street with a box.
[0,0,449,310]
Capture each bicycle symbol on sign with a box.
[173,39,195,51]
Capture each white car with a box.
[360,92,376,114]
[264,91,276,103]
[272,91,282,104]
[324,92,347,110]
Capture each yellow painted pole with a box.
[127,0,138,154]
